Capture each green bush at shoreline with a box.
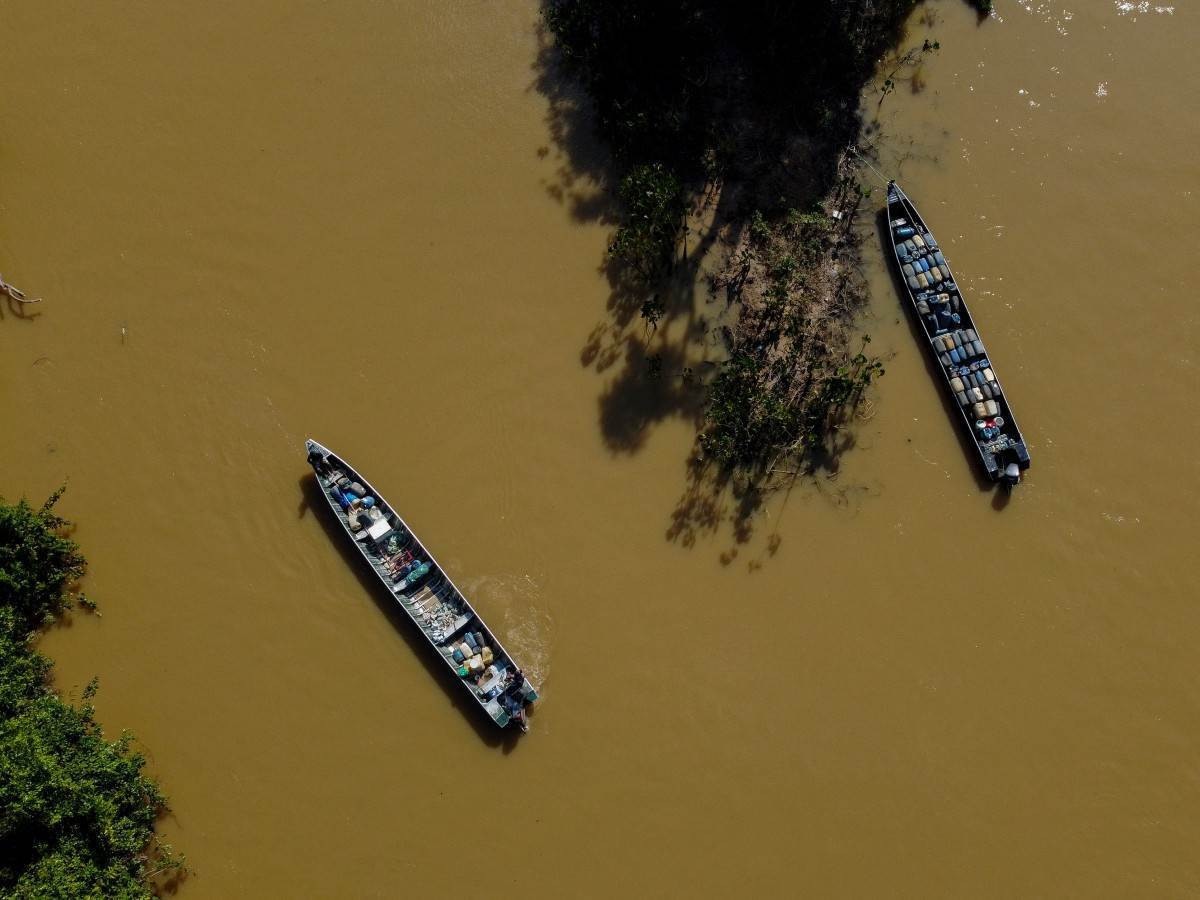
[0,493,182,899]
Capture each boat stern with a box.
[993,441,1031,487]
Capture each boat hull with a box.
[885,182,1031,484]
[305,439,537,730]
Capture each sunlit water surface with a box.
[0,1,1197,896]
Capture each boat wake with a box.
[465,574,554,691]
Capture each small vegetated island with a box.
[0,491,182,898]
[542,0,985,483]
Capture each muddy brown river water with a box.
[1,1,1198,896]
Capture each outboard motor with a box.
[1002,462,1021,488]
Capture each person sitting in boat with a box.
[502,690,526,716]
[308,449,328,475]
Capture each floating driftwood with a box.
[0,273,40,304]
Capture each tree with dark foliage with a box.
[0,493,183,898]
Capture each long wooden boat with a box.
[305,439,538,731]
[886,181,1031,485]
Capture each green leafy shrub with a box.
[0,495,182,898]
[699,210,885,471]
[0,489,84,636]
[608,163,685,284]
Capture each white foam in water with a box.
[464,573,554,690]
[501,603,554,693]
[1114,1,1175,15]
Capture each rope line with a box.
[848,146,892,190]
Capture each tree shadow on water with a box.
[589,213,734,453]
[664,420,870,565]
[666,457,766,555]
[0,293,42,322]
[531,17,750,458]
[530,25,617,227]
[531,3,927,563]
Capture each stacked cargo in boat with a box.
[885,181,1031,485]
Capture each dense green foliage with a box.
[608,162,685,288]
[0,490,84,637]
[701,208,884,467]
[702,345,883,467]
[0,494,180,899]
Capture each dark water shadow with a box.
[592,301,712,455]
[531,22,836,462]
[666,457,735,550]
[665,432,877,564]
[529,26,616,226]
[874,209,998,498]
[153,868,187,896]
[0,294,42,322]
[42,609,76,633]
[531,9,931,561]
[145,813,189,896]
[298,474,522,752]
[665,454,774,560]
[584,185,740,456]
